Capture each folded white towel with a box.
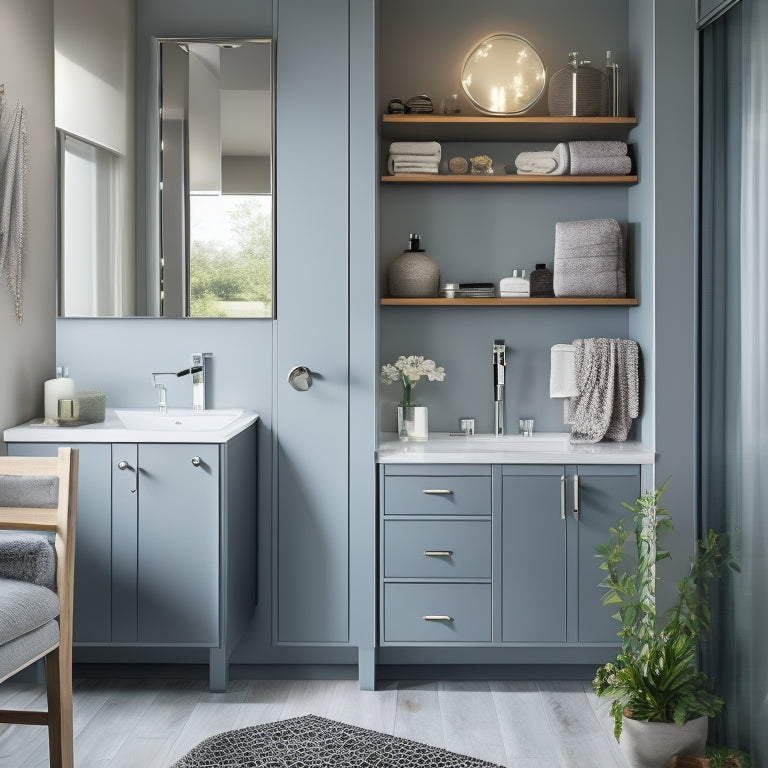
[570,155,632,176]
[389,141,441,157]
[390,161,439,175]
[568,140,627,158]
[499,276,530,296]
[387,152,440,175]
[515,143,569,175]
[550,344,578,398]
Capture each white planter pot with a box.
[397,405,428,441]
[620,715,708,768]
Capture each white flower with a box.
[380,355,446,405]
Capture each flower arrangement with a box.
[380,355,446,406]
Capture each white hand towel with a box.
[550,344,578,398]
[390,161,439,175]
[388,152,441,175]
[388,141,441,157]
[514,143,569,175]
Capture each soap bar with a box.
[58,391,106,424]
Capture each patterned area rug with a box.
[170,713,504,767]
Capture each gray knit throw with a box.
[0,533,56,590]
[0,92,28,323]
[568,338,639,443]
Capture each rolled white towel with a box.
[550,344,578,398]
[389,141,441,157]
[388,152,441,175]
[568,140,627,158]
[515,143,569,175]
[570,155,632,176]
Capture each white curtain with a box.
[739,0,768,759]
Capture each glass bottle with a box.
[548,51,608,117]
[606,50,619,117]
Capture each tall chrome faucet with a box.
[493,339,506,436]
[190,352,212,411]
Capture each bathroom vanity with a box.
[377,433,653,667]
[3,408,258,691]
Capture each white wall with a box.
[0,0,56,450]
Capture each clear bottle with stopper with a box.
[388,233,440,298]
[43,365,75,424]
[606,50,619,117]
[548,51,608,117]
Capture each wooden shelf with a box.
[381,174,637,185]
[381,114,638,142]
[381,297,638,307]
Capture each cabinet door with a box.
[136,443,220,645]
[8,442,112,642]
[575,465,639,643]
[502,466,567,642]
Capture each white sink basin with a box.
[460,434,570,451]
[114,408,244,432]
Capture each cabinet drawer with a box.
[383,476,491,516]
[384,519,491,578]
[383,583,492,643]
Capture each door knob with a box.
[288,366,313,391]
[117,460,135,471]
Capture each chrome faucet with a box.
[189,353,212,411]
[150,372,176,412]
[493,339,506,436]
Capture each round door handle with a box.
[191,456,202,467]
[117,460,134,471]
[288,365,313,391]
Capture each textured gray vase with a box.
[619,715,708,768]
[388,236,440,298]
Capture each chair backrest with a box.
[0,448,79,649]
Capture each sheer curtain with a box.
[700,0,768,761]
[737,0,768,759]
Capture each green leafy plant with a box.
[592,482,738,740]
[706,745,752,768]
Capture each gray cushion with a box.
[0,475,59,508]
[0,620,59,682]
[0,533,56,588]
[0,578,60,645]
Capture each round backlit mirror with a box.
[461,33,546,115]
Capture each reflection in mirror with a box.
[461,34,546,115]
[159,39,273,318]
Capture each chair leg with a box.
[45,648,74,768]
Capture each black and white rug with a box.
[170,713,504,768]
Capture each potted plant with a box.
[592,483,737,768]
[705,746,752,768]
[380,355,445,441]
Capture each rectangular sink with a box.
[114,408,244,432]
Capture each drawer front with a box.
[384,475,491,516]
[383,583,492,643]
[384,519,491,579]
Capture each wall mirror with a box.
[461,33,546,115]
[58,38,273,318]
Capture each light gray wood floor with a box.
[0,677,630,768]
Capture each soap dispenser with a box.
[388,234,440,298]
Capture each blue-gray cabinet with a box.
[7,426,256,690]
[502,464,639,645]
[380,462,639,650]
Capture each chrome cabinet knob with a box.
[117,460,134,471]
[288,366,313,391]
[191,456,202,467]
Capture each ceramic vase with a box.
[388,250,439,297]
[397,405,428,441]
[619,715,708,768]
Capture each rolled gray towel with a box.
[570,155,632,176]
[0,533,56,590]
[568,140,627,157]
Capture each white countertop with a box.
[377,432,654,465]
[4,408,259,444]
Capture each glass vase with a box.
[397,405,428,441]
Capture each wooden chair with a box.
[0,447,78,768]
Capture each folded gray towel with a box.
[570,155,632,176]
[0,533,56,590]
[568,140,627,158]
[553,218,625,298]
[568,338,639,443]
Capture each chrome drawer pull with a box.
[560,474,566,520]
[424,550,453,557]
[422,489,454,495]
[573,474,580,520]
[423,615,453,622]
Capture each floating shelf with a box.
[381,297,638,307]
[381,174,637,185]
[381,114,638,142]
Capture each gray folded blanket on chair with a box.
[553,218,626,297]
[568,338,639,443]
[0,533,56,589]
